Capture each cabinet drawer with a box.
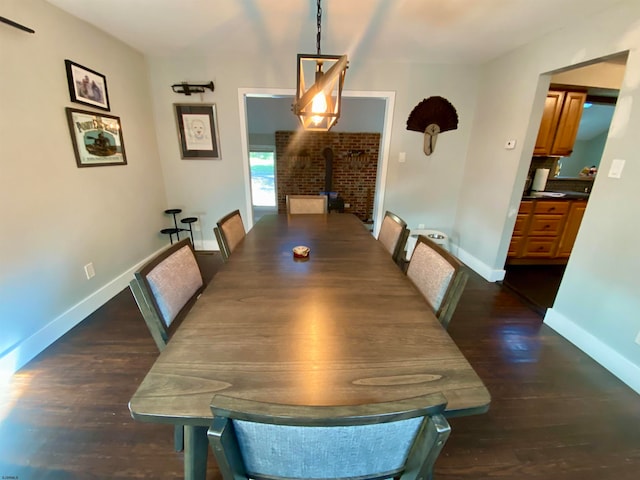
[508,236,524,257]
[519,201,533,214]
[528,215,566,236]
[522,237,559,257]
[513,214,529,236]
[533,201,569,215]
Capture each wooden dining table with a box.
[129,213,490,479]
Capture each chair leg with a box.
[174,424,184,452]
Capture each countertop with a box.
[522,191,590,200]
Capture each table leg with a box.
[184,425,209,480]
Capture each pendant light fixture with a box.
[292,0,348,131]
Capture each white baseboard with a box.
[0,247,168,382]
[455,246,506,283]
[545,308,640,395]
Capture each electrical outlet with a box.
[418,224,425,229]
[193,222,201,232]
[505,139,517,150]
[84,262,95,279]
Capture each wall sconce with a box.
[171,81,214,95]
[292,0,348,132]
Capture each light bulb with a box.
[311,92,327,125]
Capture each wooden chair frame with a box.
[129,238,204,451]
[216,209,246,262]
[407,235,469,329]
[378,210,410,267]
[286,194,329,214]
[208,393,451,480]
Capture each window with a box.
[249,148,276,207]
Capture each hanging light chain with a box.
[316,0,322,55]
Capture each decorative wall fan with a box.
[406,96,459,155]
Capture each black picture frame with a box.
[174,104,221,159]
[65,107,127,168]
[65,60,110,111]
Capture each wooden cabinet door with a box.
[534,91,564,156]
[557,201,587,258]
[551,91,587,156]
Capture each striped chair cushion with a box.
[407,241,454,311]
[378,216,402,256]
[146,244,203,326]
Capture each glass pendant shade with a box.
[293,54,348,132]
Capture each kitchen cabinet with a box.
[507,199,585,264]
[533,90,587,157]
[557,200,587,258]
[507,201,532,257]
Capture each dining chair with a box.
[406,235,469,330]
[377,210,410,267]
[208,393,451,480]
[216,209,246,261]
[129,237,205,451]
[286,194,328,214]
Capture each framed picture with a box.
[65,108,127,167]
[174,104,221,159]
[65,59,110,111]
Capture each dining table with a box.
[129,213,490,479]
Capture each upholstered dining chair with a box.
[286,194,328,214]
[406,235,469,330]
[215,209,246,261]
[377,210,410,267]
[129,238,205,451]
[208,393,451,480]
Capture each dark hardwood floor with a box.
[1,251,639,479]
[502,264,566,315]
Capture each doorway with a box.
[503,53,627,315]
[238,88,395,233]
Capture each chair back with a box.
[208,393,450,480]
[377,211,409,266]
[286,194,328,214]
[216,210,246,261]
[406,235,469,329]
[129,238,204,350]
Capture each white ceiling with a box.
[45,0,625,64]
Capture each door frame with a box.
[237,87,395,235]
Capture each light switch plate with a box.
[608,158,625,178]
[84,262,95,279]
[399,152,406,163]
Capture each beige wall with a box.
[146,55,480,248]
[0,0,167,376]
[455,0,640,390]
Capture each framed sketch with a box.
[65,107,127,167]
[65,59,110,111]
[174,104,221,159]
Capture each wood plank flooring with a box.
[1,251,639,479]
[502,264,566,315]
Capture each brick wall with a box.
[275,131,380,220]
